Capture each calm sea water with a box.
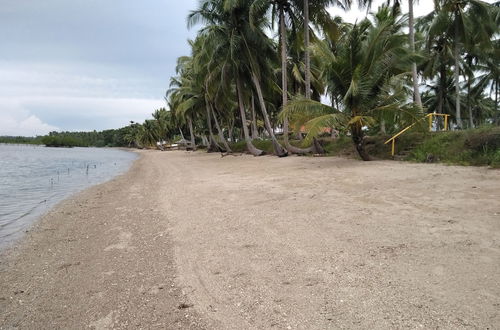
[0,144,137,248]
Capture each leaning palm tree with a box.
[152,108,172,144]
[189,0,263,155]
[138,120,160,148]
[167,56,202,151]
[282,9,421,160]
[190,0,288,156]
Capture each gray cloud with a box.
[0,0,198,135]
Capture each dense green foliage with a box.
[41,135,87,147]
[315,126,500,167]
[1,126,137,148]
[409,126,500,167]
[0,136,44,145]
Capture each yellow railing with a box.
[384,113,450,156]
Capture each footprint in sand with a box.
[104,232,134,251]
[89,311,116,329]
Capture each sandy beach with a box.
[1,150,499,329]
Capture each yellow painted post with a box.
[391,139,395,157]
[444,115,449,131]
[428,114,433,132]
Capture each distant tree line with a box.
[0,126,136,148]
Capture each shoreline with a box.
[0,146,138,250]
[0,149,138,253]
[0,150,206,329]
[1,150,499,329]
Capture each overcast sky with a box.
[0,0,434,136]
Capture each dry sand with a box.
[1,150,499,329]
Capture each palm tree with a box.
[388,0,423,108]
[408,0,423,108]
[304,0,355,98]
[138,120,159,147]
[283,8,420,160]
[167,56,202,151]
[190,0,288,156]
[251,0,368,154]
[189,0,261,155]
[152,108,171,144]
[426,0,496,128]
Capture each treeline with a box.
[0,136,44,145]
[0,126,136,148]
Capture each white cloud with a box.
[17,115,59,136]
[0,95,165,135]
[0,60,167,135]
[0,103,59,136]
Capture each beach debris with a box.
[177,303,193,309]
[57,261,81,271]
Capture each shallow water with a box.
[0,144,137,248]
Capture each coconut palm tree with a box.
[425,0,497,128]
[250,0,368,154]
[138,120,159,147]
[282,8,421,160]
[190,0,288,156]
[387,0,423,108]
[167,56,202,151]
[152,108,171,144]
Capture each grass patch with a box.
[229,139,274,154]
[408,126,500,167]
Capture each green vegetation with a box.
[312,126,500,167]
[41,135,87,147]
[408,126,500,167]
[0,136,44,145]
[1,126,137,148]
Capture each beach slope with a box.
[1,150,499,329]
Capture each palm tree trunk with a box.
[495,80,499,124]
[211,104,232,152]
[351,123,370,161]
[250,93,259,139]
[408,0,422,109]
[467,74,474,128]
[454,21,462,129]
[437,63,446,129]
[205,101,222,152]
[304,0,311,99]
[380,119,386,134]
[201,134,209,147]
[251,72,287,157]
[236,77,264,156]
[229,118,235,142]
[280,6,311,155]
[494,79,500,125]
[187,115,197,151]
[178,128,185,141]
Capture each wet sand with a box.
[1,150,499,329]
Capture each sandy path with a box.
[1,150,499,329]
